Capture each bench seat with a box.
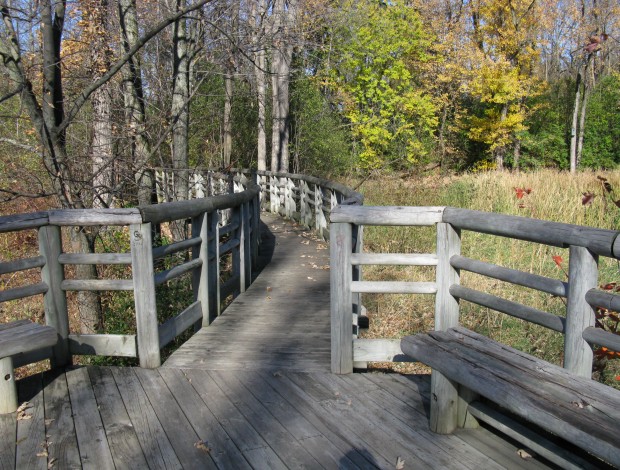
[401,326,620,468]
[0,320,58,414]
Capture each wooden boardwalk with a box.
[163,212,332,372]
[0,215,558,469]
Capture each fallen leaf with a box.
[194,440,211,453]
[48,457,57,469]
[266,286,272,292]
[582,192,595,205]
[36,451,48,458]
[45,419,54,426]
[273,371,282,377]
[517,449,532,460]
[395,456,405,469]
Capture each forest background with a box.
[0,0,619,212]
[1,0,620,383]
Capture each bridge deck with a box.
[0,215,556,469]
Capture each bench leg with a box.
[458,386,479,429]
[430,370,458,433]
[0,357,17,414]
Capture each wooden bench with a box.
[402,326,620,469]
[0,320,58,414]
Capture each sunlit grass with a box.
[353,169,620,385]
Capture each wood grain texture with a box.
[331,205,445,226]
[0,283,48,302]
[402,327,620,468]
[65,367,115,469]
[351,280,437,294]
[0,256,46,275]
[47,208,141,226]
[330,221,353,374]
[68,334,136,357]
[58,252,131,265]
[451,255,567,297]
[351,252,438,266]
[450,284,565,332]
[443,207,620,258]
[564,245,598,377]
[130,223,160,368]
[0,211,48,233]
[0,321,57,358]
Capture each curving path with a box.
[0,214,558,469]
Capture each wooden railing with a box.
[0,174,260,369]
[0,170,363,371]
[330,205,620,376]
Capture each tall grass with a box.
[355,170,620,385]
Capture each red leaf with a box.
[525,188,532,194]
[582,192,595,205]
[601,282,618,291]
[514,187,525,199]
[552,255,563,268]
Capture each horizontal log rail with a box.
[330,205,620,382]
[0,170,364,371]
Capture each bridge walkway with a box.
[0,214,555,469]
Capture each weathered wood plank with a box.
[158,368,252,470]
[401,328,620,467]
[111,367,182,469]
[65,367,115,469]
[330,221,353,374]
[130,222,160,368]
[443,207,620,258]
[565,245,598,377]
[154,258,202,286]
[0,283,48,302]
[86,367,149,469]
[0,212,48,233]
[0,412,15,469]
[48,208,142,226]
[259,371,392,469]
[68,334,136,357]
[39,225,70,367]
[451,255,568,297]
[133,368,218,470]
[0,322,57,358]
[467,401,602,470]
[450,285,565,332]
[350,252,438,266]
[585,288,620,315]
[61,279,133,291]
[582,326,620,351]
[353,338,407,362]
[58,252,131,265]
[182,369,286,467]
[158,301,202,347]
[351,280,437,294]
[42,370,81,469]
[0,256,46,275]
[331,205,444,225]
[16,374,46,470]
[210,370,322,468]
[152,237,201,260]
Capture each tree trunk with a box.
[223,71,234,167]
[495,103,508,171]
[569,73,581,173]
[171,0,190,241]
[576,80,590,169]
[250,0,267,171]
[119,0,153,205]
[513,137,521,171]
[71,228,103,333]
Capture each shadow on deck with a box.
[0,214,558,469]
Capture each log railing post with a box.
[192,212,210,327]
[431,222,461,433]
[565,245,598,377]
[331,221,353,374]
[250,195,260,269]
[39,225,70,367]
[131,222,160,368]
[209,212,222,318]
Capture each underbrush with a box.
[355,170,620,387]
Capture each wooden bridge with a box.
[1,171,619,469]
